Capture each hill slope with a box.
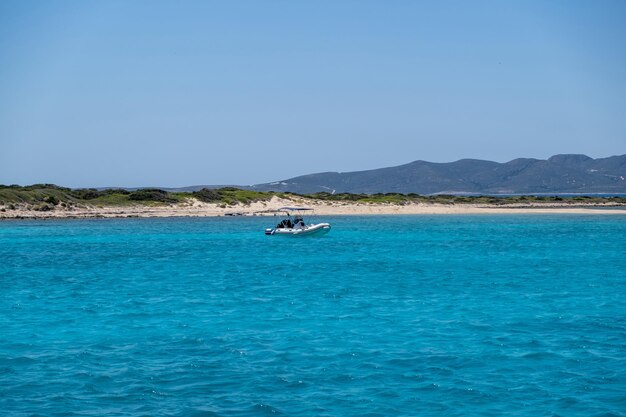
[250,154,626,194]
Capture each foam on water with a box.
[1,215,625,416]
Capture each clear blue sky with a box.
[1,1,625,187]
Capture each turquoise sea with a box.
[1,215,625,417]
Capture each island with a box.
[1,184,625,219]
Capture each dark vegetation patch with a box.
[128,189,177,203]
[193,188,273,205]
[192,188,222,202]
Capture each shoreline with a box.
[2,197,626,219]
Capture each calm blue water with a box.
[1,215,625,417]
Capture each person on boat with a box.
[276,219,293,229]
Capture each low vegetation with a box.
[1,184,625,211]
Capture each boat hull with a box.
[267,223,331,237]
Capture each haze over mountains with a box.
[244,154,626,195]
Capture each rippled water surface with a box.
[1,215,625,416]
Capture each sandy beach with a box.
[1,196,625,219]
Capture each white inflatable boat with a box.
[265,207,331,237]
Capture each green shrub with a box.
[72,189,102,200]
[128,189,176,203]
[100,188,130,195]
[43,195,59,205]
[193,188,222,202]
[33,203,52,211]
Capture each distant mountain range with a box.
[244,154,626,195]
